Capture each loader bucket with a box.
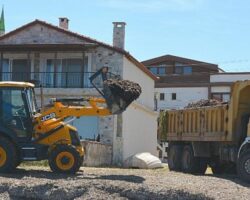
[103,79,142,114]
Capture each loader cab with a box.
[0,82,37,142]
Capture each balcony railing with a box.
[1,72,118,88]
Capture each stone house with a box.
[0,18,158,166]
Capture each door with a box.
[2,59,10,81]
[62,59,82,88]
[12,59,30,81]
[0,88,32,140]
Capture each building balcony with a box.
[1,72,117,88]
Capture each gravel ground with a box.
[0,166,250,200]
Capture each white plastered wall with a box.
[122,57,155,109]
[122,103,158,159]
[156,87,208,110]
[121,57,157,160]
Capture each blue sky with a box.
[1,0,250,72]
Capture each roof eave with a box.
[125,53,158,81]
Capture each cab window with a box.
[0,88,29,138]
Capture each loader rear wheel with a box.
[168,144,182,171]
[49,145,81,174]
[237,149,250,183]
[0,137,17,173]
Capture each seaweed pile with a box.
[103,79,142,114]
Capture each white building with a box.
[210,73,250,101]
[142,55,219,110]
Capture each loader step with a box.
[20,144,49,161]
[22,157,37,161]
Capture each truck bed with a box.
[159,104,232,142]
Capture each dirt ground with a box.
[0,166,250,200]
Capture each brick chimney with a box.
[59,17,69,29]
[113,22,126,49]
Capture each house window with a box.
[62,59,82,88]
[211,93,230,102]
[46,59,61,88]
[71,116,98,140]
[45,57,89,88]
[175,62,192,75]
[158,67,166,75]
[222,94,230,102]
[160,93,165,101]
[1,59,10,81]
[149,67,157,74]
[12,59,30,82]
[149,66,166,75]
[172,93,176,100]
[183,66,192,74]
[175,66,183,74]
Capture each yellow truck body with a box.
[163,104,229,142]
[159,80,250,182]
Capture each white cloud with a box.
[96,0,204,12]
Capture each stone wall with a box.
[81,141,112,167]
[0,24,85,44]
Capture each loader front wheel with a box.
[0,137,17,173]
[49,145,81,174]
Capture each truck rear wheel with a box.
[49,145,81,174]
[0,137,17,173]
[168,144,182,171]
[181,145,207,174]
[237,149,250,183]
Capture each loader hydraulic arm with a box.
[36,97,111,124]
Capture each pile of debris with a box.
[103,79,142,114]
[185,99,224,108]
[104,79,141,102]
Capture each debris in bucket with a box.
[104,79,142,103]
[103,79,142,114]
[185,99,224,108]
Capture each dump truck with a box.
[0,67,141,174]
[159,80,250,182]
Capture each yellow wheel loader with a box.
[0,67,141,174]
